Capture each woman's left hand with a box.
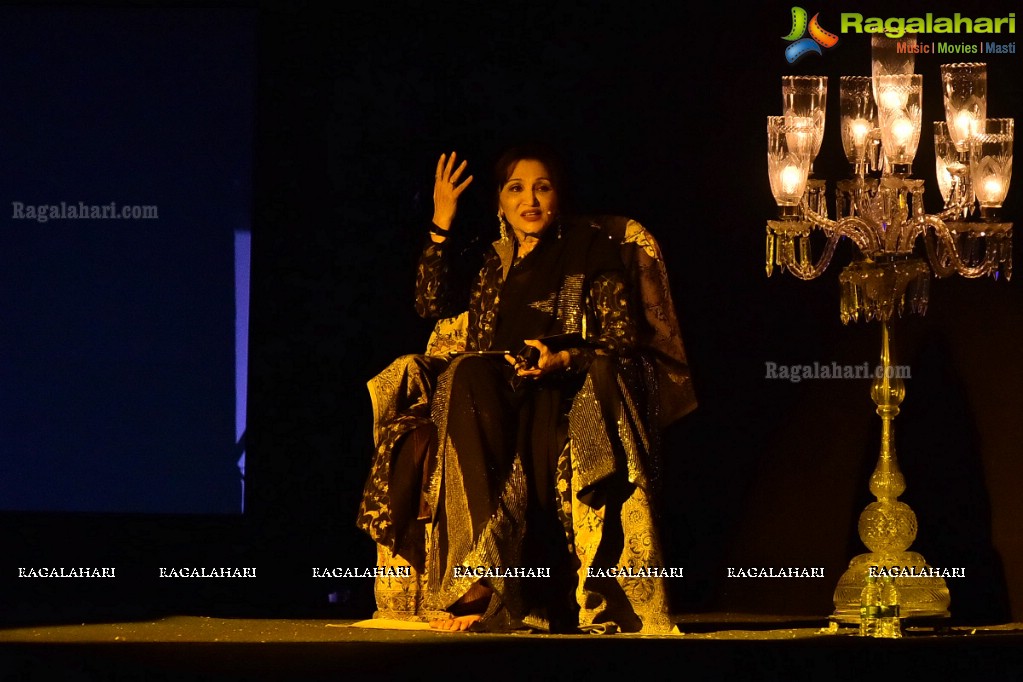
[505,339,570,379]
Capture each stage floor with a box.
[2,614,1022,680]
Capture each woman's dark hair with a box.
[493,142,572,212]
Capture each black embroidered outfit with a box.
[358,216,695,633]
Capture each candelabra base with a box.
[832,551,951,623]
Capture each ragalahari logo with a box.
[783,7,839,63]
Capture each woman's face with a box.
[499,159,558,239]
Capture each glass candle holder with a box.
[934,121,973,212]
[840,76,878,176]
[782,75,827,172]
[871,34,915,100]
[970,118,1013,219]
[768,115,814,217]
[875,74,922,174]
[940,62,987,152]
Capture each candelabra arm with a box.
[803,198,883,256]
[921,215,1008,279]
[785,230,843,280]
[800,192,836,231]
[923,226,958,279]
[900,205,971,259]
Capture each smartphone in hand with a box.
[515,345,541,369]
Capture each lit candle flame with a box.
[954,110,977,143]
[981,177,1005,202]
[879,89,906,111]
[780,164,803,196]
[891,117,914,146]
[851,118,870,150]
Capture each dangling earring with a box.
[498,211,511,242]
[550,211,562,239]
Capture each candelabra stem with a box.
[830,321,951,623]
[870,322,905,501]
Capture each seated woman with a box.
[357,144,689,633]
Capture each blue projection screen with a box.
[0,7,254,514]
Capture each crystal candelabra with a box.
[766,37,1013,623]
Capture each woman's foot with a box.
[429,614,483,631]
[429,582,491,631]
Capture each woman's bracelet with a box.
[429,224,450,239]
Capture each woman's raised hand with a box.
[432,151,474,232]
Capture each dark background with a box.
[1,0,1021,626]
[0,6,252,516]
